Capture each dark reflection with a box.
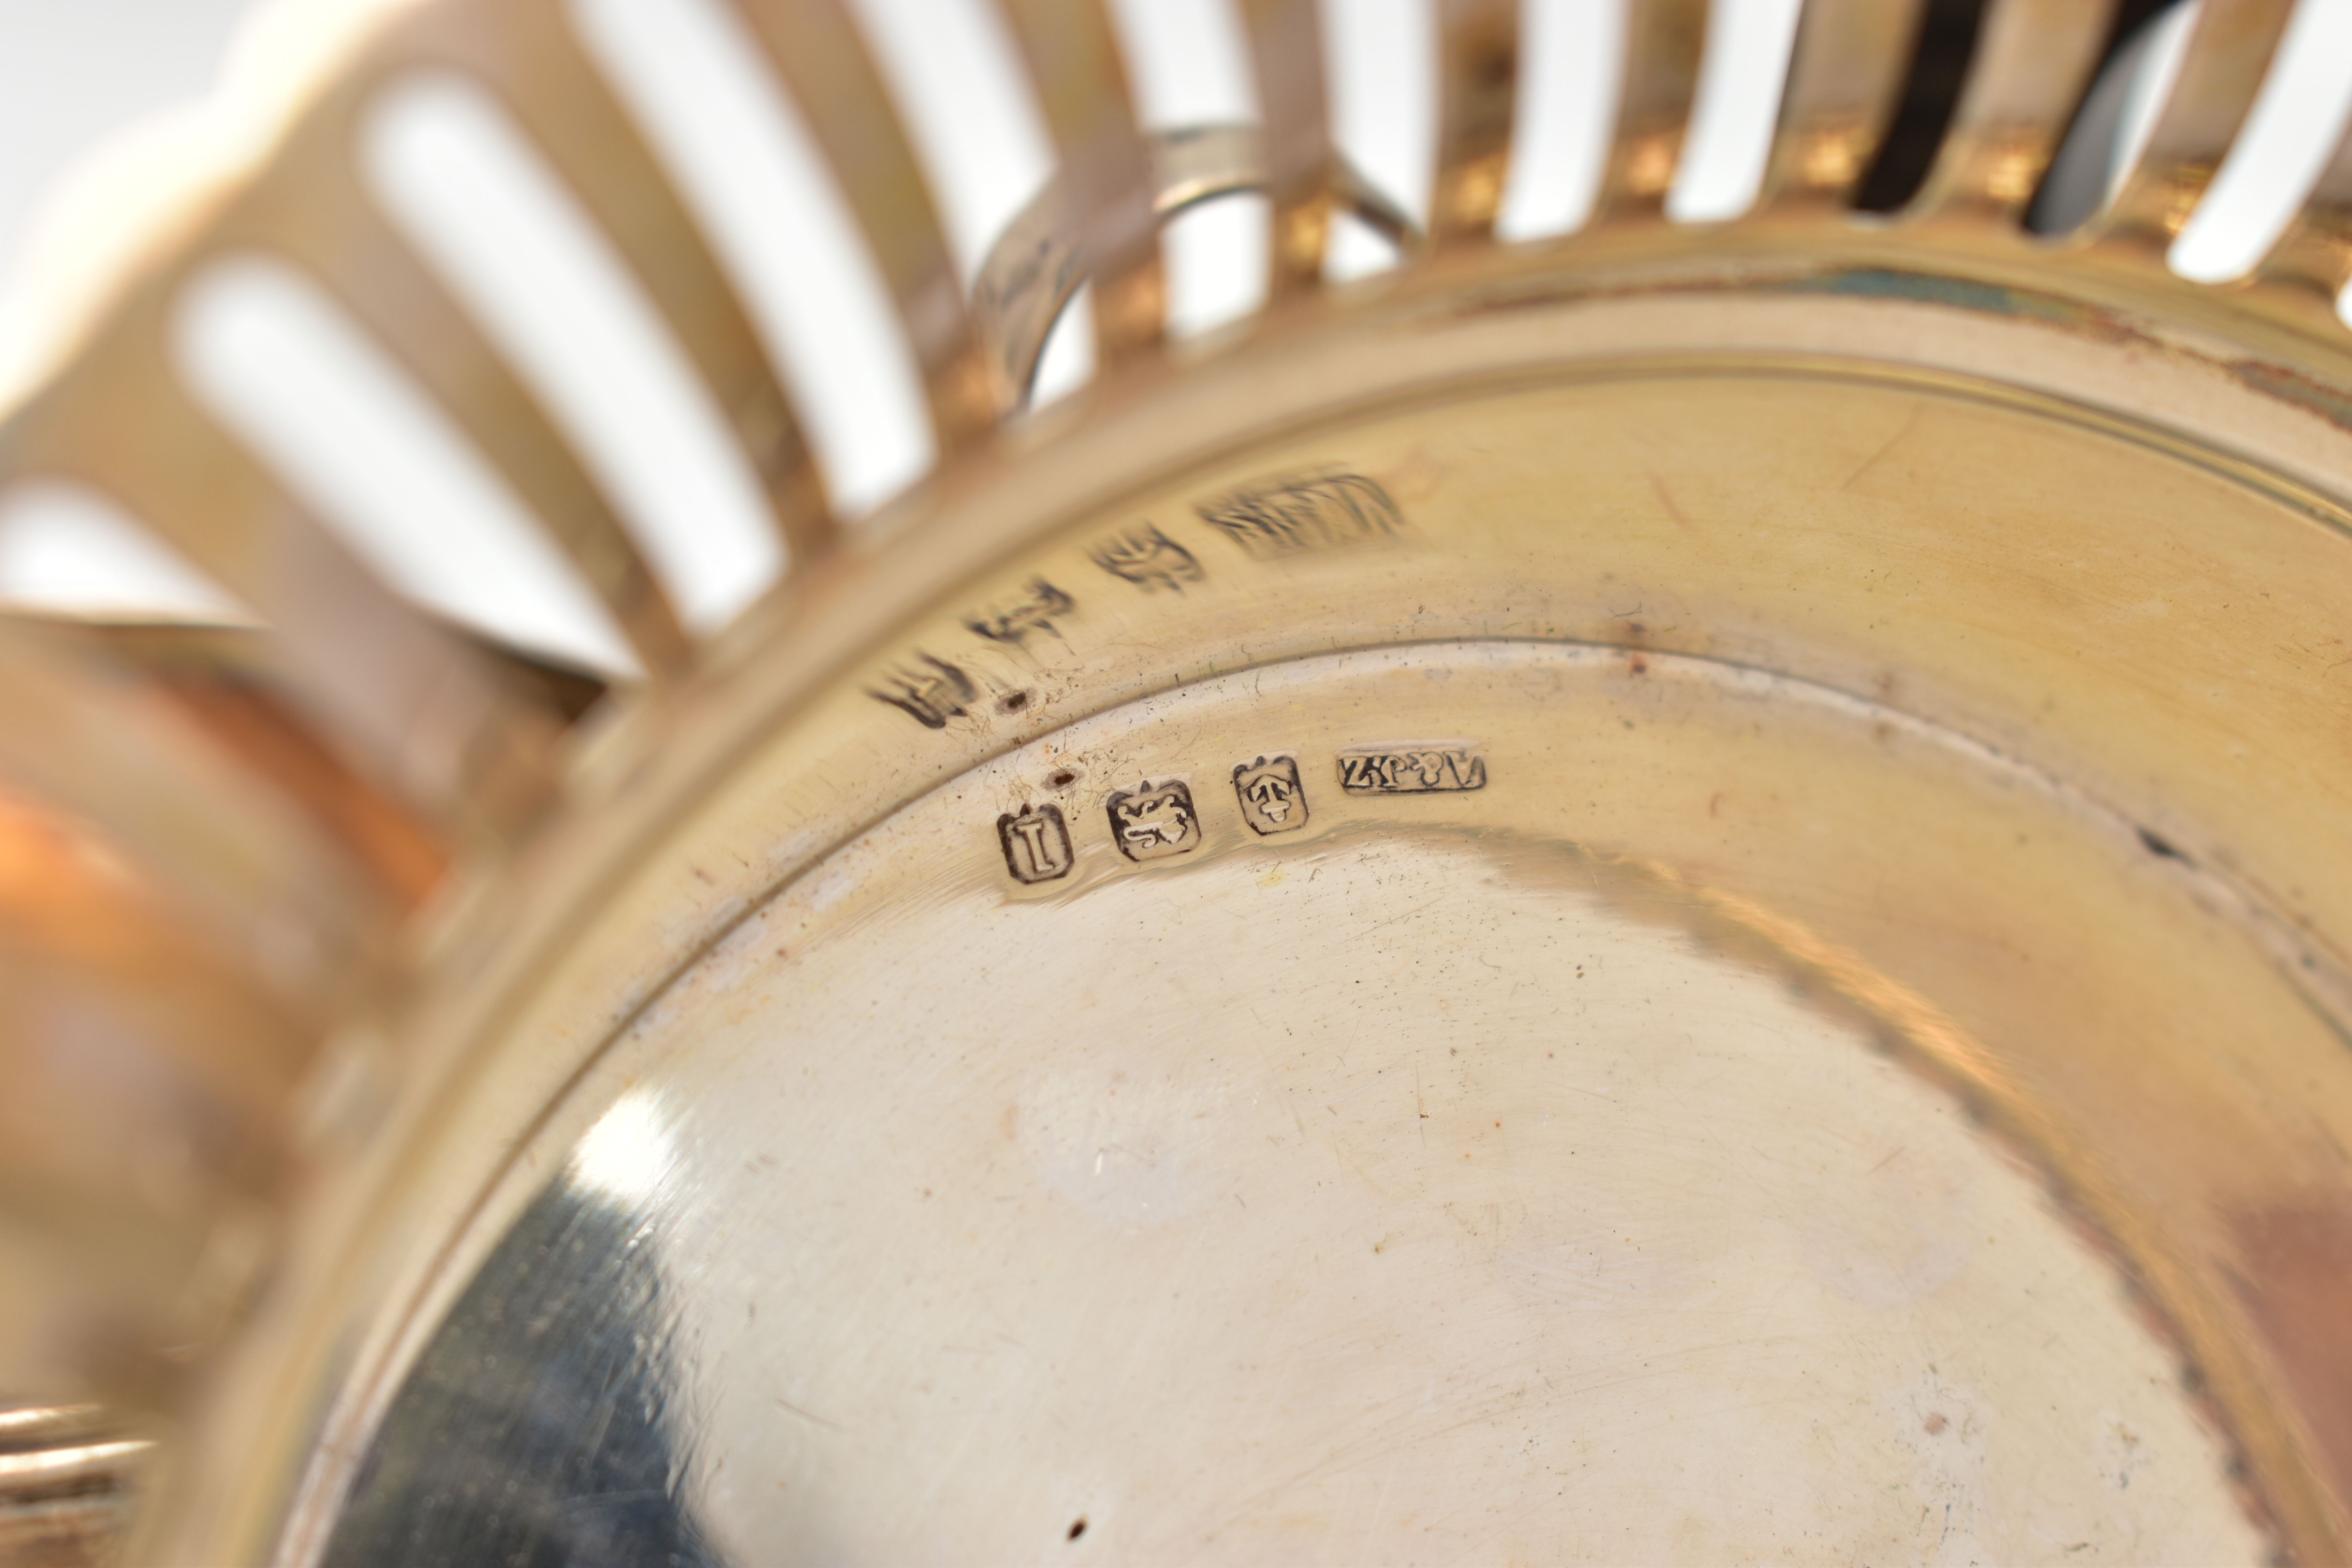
[323,1178,717,1568]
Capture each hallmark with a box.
[1337,746,1487,793]
[869,652,975,729]
[1232,755,1308,835]
[1195,472,1404,559]
[1105,779,1201,862]
[965,576,1074,644]
[1089,524,1204,592]
[998,803,1074,883]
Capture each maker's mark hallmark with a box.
[1105,779,1202,862]
[998,803,1074,884]
[1337,745,1487,793]
[1233,755,1309,835]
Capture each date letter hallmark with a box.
[1232,755,1309,835]
[1089,524,1204,592]
[965,576,1075,645]
[1195,472,1405,560]
[998,803,1074,884]
[869,653,975,729]
[1338,746,1487,793]
[1105,779,1202,862]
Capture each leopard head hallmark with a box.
[1105,779,1201,862]
[998,803,1074,884]
[1232,755,1308,835]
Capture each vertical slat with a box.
[389,0,836,563]
[732,0,1002,442]
[1906,0,2116,225]
[2093,0,2296,251]
[240,160,696,679]
[1593,0,1711,221]
[995,0,1167,375]
[1432,0,1521,245]
[1237,0,1333,298]
[4,349,561,838]
[2259,125,2352,302]
[1759,0,1929,212]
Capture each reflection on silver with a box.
[327,642,2274,1562]
[323,1140,710,1568]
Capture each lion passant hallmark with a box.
[1105,779,1201,862]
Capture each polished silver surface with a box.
[11,0,2352,1561]
[323,641,2280,1562]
